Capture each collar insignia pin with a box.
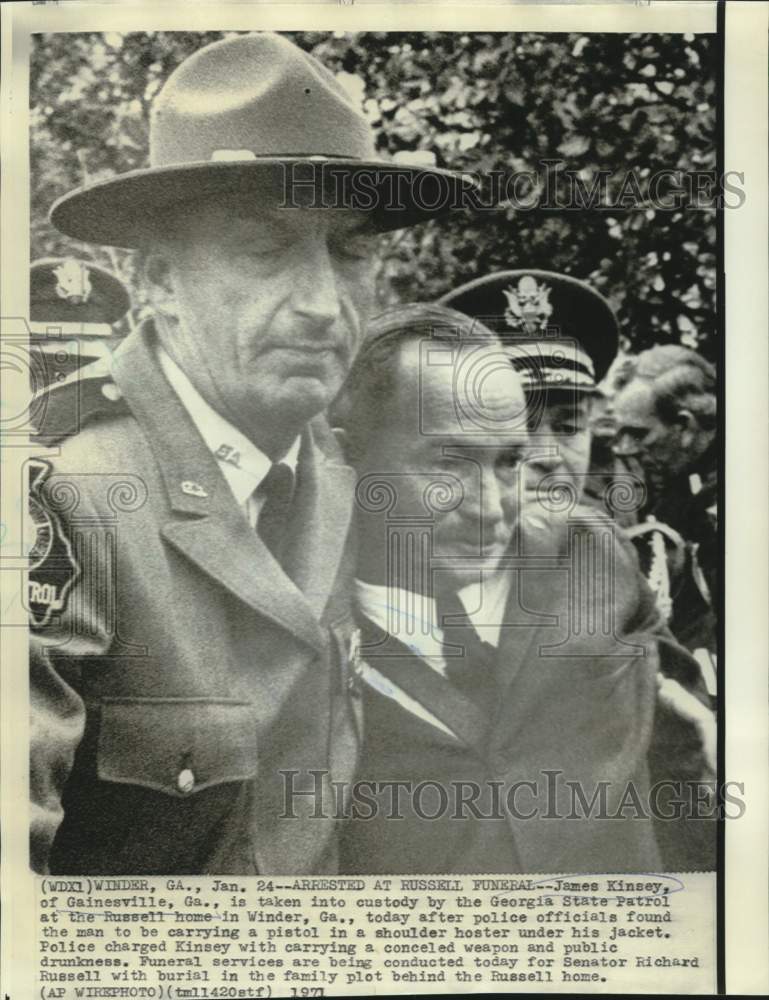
[181,481,208,498]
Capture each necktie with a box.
[434,585,498,713]
[256,462,294,562]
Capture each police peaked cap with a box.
[439,270,620,391]
[30,257,131,337]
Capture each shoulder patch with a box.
[30,362,128,446]
[28,459,80,628]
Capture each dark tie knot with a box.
[258,462,294,505]
[434,585,497,702]
[434,585,469,632]
[256,463,295,560]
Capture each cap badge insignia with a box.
[502,275,553,332]
[53,259,92,304]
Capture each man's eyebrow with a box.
[224,217,286,239]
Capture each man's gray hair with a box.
[625,344,716,430]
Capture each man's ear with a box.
[143,252,178,321]
[675,408,698,445]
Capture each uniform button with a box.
[101,382,122,401]
[177,768,195,794]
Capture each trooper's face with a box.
[355,341,530,589]
[149,197,378,453]
[522,392,594,509]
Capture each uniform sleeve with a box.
[27,458,112,873]
[29,643,86,874]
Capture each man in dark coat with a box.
[28,33,470,875]
[613,345,718,672]
[333,297,715,875]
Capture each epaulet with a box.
[30,358,130,446]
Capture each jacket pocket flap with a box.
[98,698,257,797]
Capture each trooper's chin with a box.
[263,375,337,414]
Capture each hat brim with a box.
[50,159,476,249]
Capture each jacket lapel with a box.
[111,326,331,652]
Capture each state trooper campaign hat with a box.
[438,269,620,393]
[30,257,131,338]
[50,32,474,248]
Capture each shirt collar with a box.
[157,345,300,509]
[355,573,511,675]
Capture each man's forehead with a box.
[615,379,655,417]
[397,339,528,437]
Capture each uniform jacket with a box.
[29,323,362,875]
[340,514,714,875]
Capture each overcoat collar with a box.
[111,323,355,651]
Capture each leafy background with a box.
[30,30,718,358]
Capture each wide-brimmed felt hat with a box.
[30,257,131,337]
[438,269,619,391]
[50,33,474,248]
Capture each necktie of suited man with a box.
[434,584,499,715]
[256,462,295,564]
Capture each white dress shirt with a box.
[355,572,512,678]
[158,346,300,528]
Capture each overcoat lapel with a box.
[357,617,490,758]
[494,564,561,702]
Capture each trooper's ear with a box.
[142,251,178,320]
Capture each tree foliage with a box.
[30,30,718,356]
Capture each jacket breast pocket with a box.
[97,697,258,797]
